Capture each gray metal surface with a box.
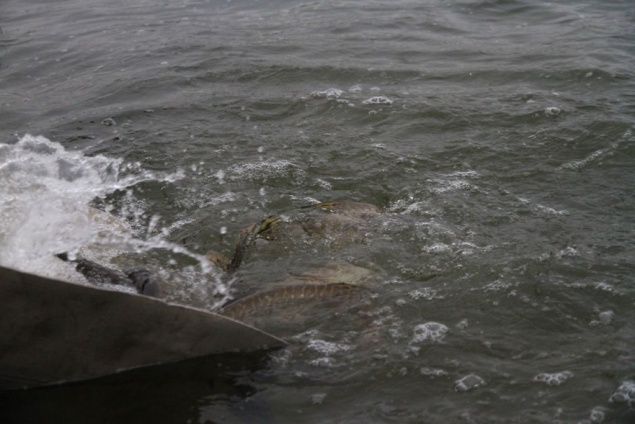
[0,265,286,390]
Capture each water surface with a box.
[1,0,634,422]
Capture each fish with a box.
[219,282,366,322]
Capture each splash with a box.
[0,135,218,298]
[2,135,119,278]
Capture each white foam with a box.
[227,159,306,183]
[455,319,468,329]
[429,179,473,194]
[454,374,485,391]
[544,106,562,117]
[0,134,193,285]
[310,393,327,405]
[308,357,335,367]
[446,170,480,179]
[598,310,614,325]
[408,288,439,301]
[609,380,635,406]
[587,406,606,423]
[560,129,631,171]
[315,178,332,190]
[533,371,573,386]
[306,339,353,355]
[310,88,344,99]
[423,243,450,253]
[411,322,449,344]
[0,135,121,277]
[362,96,393,105]
[420,367,448,377]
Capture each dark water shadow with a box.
[0,350,273,424]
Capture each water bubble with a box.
[408,288,438,301]
[533,371,573,386]
[395,298,407,307]
[362,96,393,105]
[454,374,485,392]
[598,310,614,325]
[420,367,448,377]
[594,282,614,293]
[214,169,225,184]
[227,159,305,184]
[411,322,449,344]
[310,393,327,405]
[423,243,450,253]
[307,339,353,355]
[544,107,561,117]
[309,357,335,367]
[609,380,635,406]
[348,84,362,93]
[101,117,116,126]
[456,319,468,329]
[310,88,344,99]
[588,407,605,423]
[315,178,332,190]
[146,215,160,235]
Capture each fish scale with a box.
[219,282,367,322]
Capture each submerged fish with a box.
[220,200,381,273]
[57,199,381,337]
[220,282,365,321]
[219,282,372,336]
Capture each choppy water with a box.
[1,0,634,422]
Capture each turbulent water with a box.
[1,0,634,422]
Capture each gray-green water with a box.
[1,0,634,422]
